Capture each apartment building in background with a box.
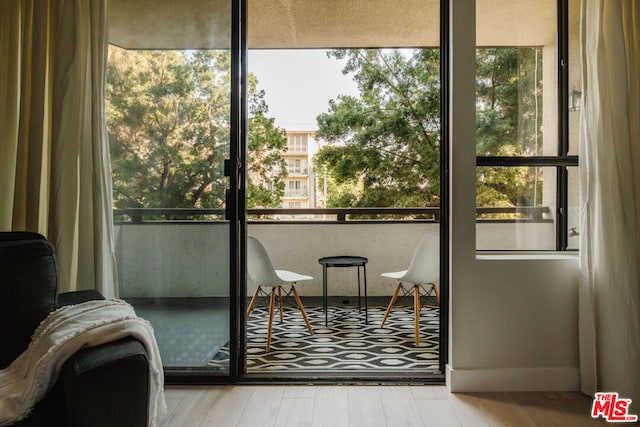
[282,130,320,211]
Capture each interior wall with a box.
[447,0,580,392]
[449,256,580,391]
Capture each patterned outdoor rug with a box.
[209,303,439,372]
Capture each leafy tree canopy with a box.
[106,47,286,217]
[315,49,441,209]
[314,47,543,210]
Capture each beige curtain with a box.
[579,0,640,407]
[0,0,118,298]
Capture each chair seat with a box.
[381,270,408,280]
[275,269,313,283]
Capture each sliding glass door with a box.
[107,0,243,378]
[243,0,444,378]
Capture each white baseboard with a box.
[446,365,580,392]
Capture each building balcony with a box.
[285,147,308,155]
[286,167,308,176]
[112,206,563,369]
[284,189,309,197]
[113,207,554,299]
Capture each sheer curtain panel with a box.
[579,0,640,408]
[0,0,118,297]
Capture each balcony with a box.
[285,145,308,155]
[112,206,554,370]
[286,167,308,176]
[284,189,309,198]
[113,207,553,299]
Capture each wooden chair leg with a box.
[414,285,420,346]
[266,288,276,352]
[291,284,314,335]
[432,283,440,303]
[247,286,261,319]
[380,282,403,328]
[277,286,284,323]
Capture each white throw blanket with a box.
[0,299,166,426]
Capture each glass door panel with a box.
[245,0,442,376]
[107,0,235,375]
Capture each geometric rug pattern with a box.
[210,303,439,372]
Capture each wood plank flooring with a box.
[160,386,608,426]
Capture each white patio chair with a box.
[246,236,314,352]
[380,233,440,346]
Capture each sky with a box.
[247,50,360,131]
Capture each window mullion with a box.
[557,0,569,250]
[476,156,578,167]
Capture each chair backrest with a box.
[0,232,58,368]
[247,236,281,287]
[402,233,440,284]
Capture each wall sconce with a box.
[569,89,582,111]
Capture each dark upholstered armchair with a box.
[0,232,151,427]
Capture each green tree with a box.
[476,47,544,208]
[314,47,543,211]
[106,47,286,216]
[476,47,543,157]
[315,49,441,211]
[246,74,287,208]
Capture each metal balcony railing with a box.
[113,206,550,223]
[285,146,308,154]
[284,190,308,197]
[286,167,308,175]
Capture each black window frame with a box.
[475,0,578,252]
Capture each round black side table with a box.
[318,255,368,326]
